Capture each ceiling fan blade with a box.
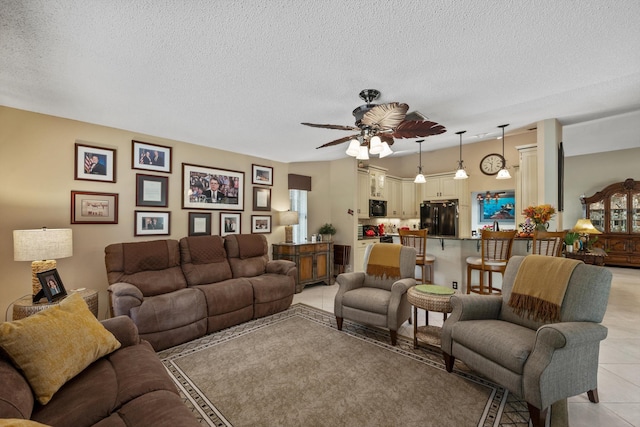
[316,134,359,149]
[379,134,394,146]
[302,122,359,131]
[360,102,409,130]
[391,120,447,139]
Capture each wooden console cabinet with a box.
[583,178,640,267]
[272,242,333,293]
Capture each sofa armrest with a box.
[101,316,141,348]
[266,259,296,276]
[108,282,143,317]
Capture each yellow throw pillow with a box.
[0,420,51,427]
[0,292,121,405]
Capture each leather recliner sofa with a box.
[105,234,296,351]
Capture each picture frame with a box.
[134,210,170,236]
[252,187,271,211]
[136,174,169,207]
[220,212,241,236]
[251,215,271,234]
[188,212,212,236]
[75,143,116,182]
[132,140,172,173]
[182,163,244,211]
[71,191,119,224]
[37,269,67,303]
[252,164,273,186]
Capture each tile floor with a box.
[293,266,640,427]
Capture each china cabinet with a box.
[583,178,640,267]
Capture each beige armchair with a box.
[334,244,416,345]
[441,255,612,427]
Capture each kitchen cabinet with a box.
[387,176,402,217]
[402,179,418,218]
[368,165,387,200]
[357,170,369,219]
[272,242,334,293]
[354,239,378,272]
[583,178,640,267]
[419,173,459,201]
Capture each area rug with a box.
[158,304,566,427]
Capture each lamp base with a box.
[284,225,293,243]
[31,260,56,298]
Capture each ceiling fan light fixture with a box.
[345,139,360,157]
[356,145,369,160]
[454,130,468,180]
[379,142,393,158]
[368,136,383,154]
[496,124,511,180]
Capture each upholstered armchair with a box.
[441,255,612,427]
[334,244,416,345]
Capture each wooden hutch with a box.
[582,178,640,267]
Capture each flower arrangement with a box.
[522,204,556,231]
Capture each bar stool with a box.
[532,230,566,257]
[466,230,516,295]
[399,229,435,283]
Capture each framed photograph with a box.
[189,212,211,236]
[75,143,116,182]
[252,164,273,186]
[132,140,172,173]
[220,212,241,236]
[136,174,169,207]
[182,163,244,211]
[135,211,170,236]
[253,187,271,211]
[71,191,119,224]
[37,269,67,303]
[251,215,271,234]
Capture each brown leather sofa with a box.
[0,316,201,427]
[105,234,296,351]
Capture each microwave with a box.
[369,199,387,217]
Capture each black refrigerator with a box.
[420,200,459,237]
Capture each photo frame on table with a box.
[188,212,211,236]
[182,163,244,211]
[75,143,116,182]
[252,164,273,186]
[132,140,172,173]
[220,212,241,236]
[251,215,271,234]
[252,187,271,211]
[134,210,170,236]
[71,191,119,224]
[37,269,67,303]
[136,174,168,207]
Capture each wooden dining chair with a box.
[532,230,567,257]
[399,229,435,283]
[466,230,516,295]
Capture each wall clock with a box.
[479,153,505,176]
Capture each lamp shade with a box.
[368,136,383,154]
[414,173,426,184]
[573,218,602,234]
[13,228,73,261]
[345,139,360,157]
[378,142,393,158]
[356,145,369,160]
[279,211,299,226]
[496,168,511,180]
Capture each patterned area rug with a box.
[158,303,560,426]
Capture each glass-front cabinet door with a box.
[609,193,628,233]
[633,192,640,234]
[589,200,605,232]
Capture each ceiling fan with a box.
[302,89,447,159]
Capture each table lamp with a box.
[13,227,73,302]
[572,218,602,252]
[279,211,299,244]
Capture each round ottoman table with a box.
[407,284,455,349]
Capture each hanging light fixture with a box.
[344,133,393,158]
[454,130,468,180]
[496,124,511,179]
[414,139,426,183]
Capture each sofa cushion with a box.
[235,234,267,259]
[129,288,206,335]
[0,293,121,405]
[123,240,170,274]
[0,355,34,419]
[180,236,232,285]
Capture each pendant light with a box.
[454,130,468,179]
[496,124,511,179]
[414,140,426,183]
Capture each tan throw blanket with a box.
[366,244,402,279]
[507,255,582,322]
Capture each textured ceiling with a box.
[2,0,640,162]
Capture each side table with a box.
[407,285,454,349]
[12,288,99,320]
